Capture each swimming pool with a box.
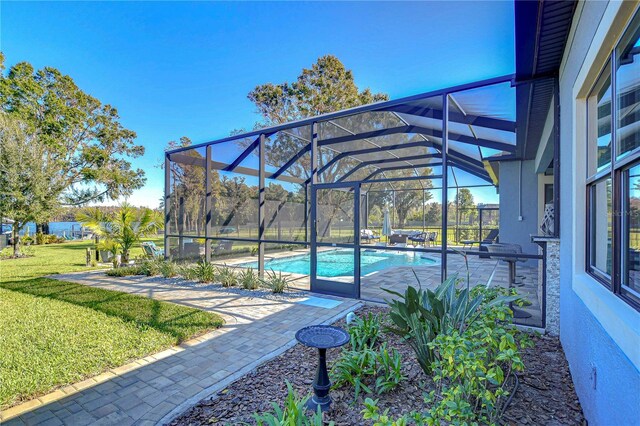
[238,249,438,278]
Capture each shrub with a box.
[260,269,292,293]
[348,312,381,352]
[45,234,64,244]
[239,268,260,290]
[159,261,177,278]
[178,264,198,281]
[138,260,162,276]
[361,398,416,426]
[35,231,46,245]
[253,381,330,426]
[216,265,238,287]
[383,271,516,374]
[106,266,143,277]
[423,295,532,425]
[193,260,216,283]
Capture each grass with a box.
[0,239,224,409]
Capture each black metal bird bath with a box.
[295,325,350,412]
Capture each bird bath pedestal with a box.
[295,325,350,412]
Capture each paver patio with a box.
[2,272,360,425]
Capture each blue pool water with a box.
[239,249,438,278]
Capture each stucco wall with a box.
[498,160,539,259]
[558,1,640,424]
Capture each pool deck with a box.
[218,246,543,327]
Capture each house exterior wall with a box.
[498,160,539,258]
[558,1,640,424]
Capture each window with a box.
[588,178,612,279]
[587,66,612,175]
[623,164,640,299]
[586,10,640,309]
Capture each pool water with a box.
[238,249,438,278]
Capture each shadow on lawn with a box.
[0,278,223,343]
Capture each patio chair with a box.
[141,242,163,259]
[408,232,427,246]
[427,232,438,247]
[486,243,531,319]
[360,229,381,244]
[462,228,499,248]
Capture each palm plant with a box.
[77,203,162,264]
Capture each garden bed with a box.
[172,306,584,426]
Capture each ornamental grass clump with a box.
[159,260,178,278]
[260,269,292,293]
[193,260,216,283]
[138,259,162,276]
[216,265,238,287]
[178,264,198,281]
[106,265,143,277]
[238,268,260,290]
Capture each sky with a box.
[1,1,514,207]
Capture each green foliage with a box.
[78,203,161,263]
[177,263,198,281]
[0,57,145,206]
[0,113,61,256]
[383,272,516,374]
[348,312,381,352]
[331,343,405,400]
[35,232,45,245]
[192,260,216,283]
[97,239,118,255]
[216,265,238,287]
[159,261,178,278]
[361,398,415,426]
[374,345,406,395]
[138,259,162,277]
[260,269,292,293]
[247,55,387,183]
[239,268,260,290]
[422,291,533,425]
[105,266,143,277]
[331,347,377,399]
[252,381,331,426]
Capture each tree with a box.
[425,202,442,226]
[454,188,476,240]
[77,203,162,263]
[0,113,64,255]
[246,55,389,183]
[0,54,145,207]
[455,188,476,222]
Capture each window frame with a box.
[586,9,640,311]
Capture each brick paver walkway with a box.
[3,272,359,425]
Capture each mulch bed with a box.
[172,306,585,426]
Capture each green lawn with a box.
[0,239,224,409]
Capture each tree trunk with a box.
[12,224,21,257]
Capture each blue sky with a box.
[1,1,514,207]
